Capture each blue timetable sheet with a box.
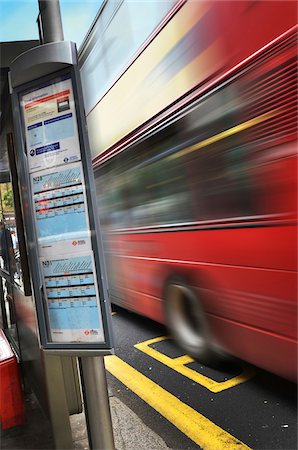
[42,254,104,343]
[31,163,90,253]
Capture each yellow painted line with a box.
[105,354,251,450]
[168,109,280,161]
[112,312,117,316]
[135,337,255,393]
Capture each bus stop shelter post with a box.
[79,356,115,450]
[38,0,64,43]
[43,354,73,449]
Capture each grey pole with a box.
[38,0,64,43]
[80,357,115,450]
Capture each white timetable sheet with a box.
[41,253,104,343]
[21,76,81,173]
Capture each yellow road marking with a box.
[112,312,117,316]
[105,354,251,449]
[135,336,255,393]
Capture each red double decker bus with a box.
[79,1,297,381]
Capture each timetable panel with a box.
[31,162,91,257]
[41,254,104,343]
[21,76,81,173]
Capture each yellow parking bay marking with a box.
[105,354,251,450]
[135,336,255,393]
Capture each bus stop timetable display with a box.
[10,44,113,351]
[31,162,91,257]
[20,75,80,173]
[41,253,104,343]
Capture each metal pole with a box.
[43,355,74,450]
[38,0,64,43]
[79,356,115,450]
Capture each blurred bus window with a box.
[80,0,176,114]
[96,48,297,230]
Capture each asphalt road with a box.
[105,305,297,450]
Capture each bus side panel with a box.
[208,315,297,382]
[111,233,297,338]
[108,247,297,380]
[105,221,297,380]
[213,1,297,72]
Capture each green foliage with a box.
[2,189,13,209]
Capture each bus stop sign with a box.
[9,41,113,354]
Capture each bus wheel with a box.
[164,280,220,365]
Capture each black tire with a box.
[164,278,222,366]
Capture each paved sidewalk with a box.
[2,388,170,450]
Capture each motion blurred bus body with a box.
[79,0,297,381]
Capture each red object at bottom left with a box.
[0,330,26,430]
